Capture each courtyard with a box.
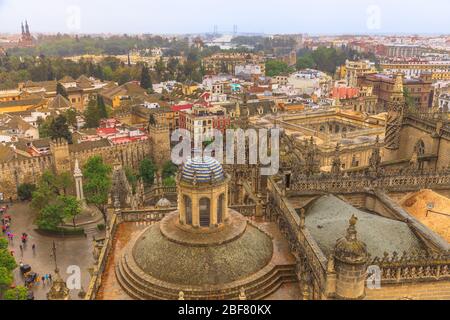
[2,202,101,300]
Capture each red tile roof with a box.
[97,127,118,135]
[171,104,193,112]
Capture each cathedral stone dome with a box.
[132,213,273,286]
[180,156,224,184]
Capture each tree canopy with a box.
[139,158,156,186]
[17,183,36,201]
[0,249,17,272]
[162,161,178,179]
[56,82,68,99]
[3,286,28,300]
[83,156,112,223]
[265,60,294,77]
[83,97,109,128]
[49,114,73,143]
[140,65,153,92]
[295,46,379,75]
[31,171,80,230]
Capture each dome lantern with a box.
[177,156,229,229]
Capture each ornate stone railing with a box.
[85,213,118,300]
[370,251,450,284]
[143,186,178,205]
[267,178,328,289]
[291,169,450,193]
[404,111,450,140]
[229,204,257,217]
[406,110,450,123]
[144,186,177,197]
[120,207,175,222]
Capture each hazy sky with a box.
[0,0,449,35]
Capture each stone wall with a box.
[85,213,118,300]
[393,113,450,170]
[0,156,53,200]
[366,281,450,300]
[0,139,152,200]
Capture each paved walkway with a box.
[1,202,102,300]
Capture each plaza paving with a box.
[1,202,102,300]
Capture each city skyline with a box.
[0,0,450,35]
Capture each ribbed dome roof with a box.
[155,198,172,208]
[180,156,224,184]
[133,220,273,286]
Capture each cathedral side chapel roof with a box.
[303,195,424,258]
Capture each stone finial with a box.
[349,214,357,226]
[393,73,404,94]
[334,215,368,264]
[301,282,310,300]
[327,254,335,273]
[46,270,70,300]
[74,158,82,177]
[299,208,306,229]
[238,287,247,300]
[347,215,358,239]
[335,142,340,153]
[331,143,342,176]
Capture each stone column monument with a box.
[73,159,85,204]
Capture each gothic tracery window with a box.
[414,139,425,156]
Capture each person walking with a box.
[32,243,36,253]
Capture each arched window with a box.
[335,125,340,133]
[217,194,225,223]
[184,195,192,225]
[199,197,211,227]
[414,140,425,156]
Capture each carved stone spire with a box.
[368,136,382,174]
[334,215,368,264]
[331,143,342,176]
[333,215,369,300]
[385,74,405,153]
[327,254,335,273]
[235,100,241,118]
[25,20,30,36]
[299,208,306,229]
